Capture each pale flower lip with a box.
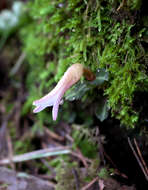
[33,64,84,121]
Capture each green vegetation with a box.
[55,159,101,190]
[0,0,147,189]
[20,0,147,128]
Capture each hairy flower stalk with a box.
[33,63,94,120]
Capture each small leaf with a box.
[65,68,108,101]
[95,98,109,121]
[65,81,90,101]
[90,68,109,86]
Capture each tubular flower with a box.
[33,64,85,121]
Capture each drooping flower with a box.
[33,64,85,121]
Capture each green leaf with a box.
[65,82,90,101]
[98,168,109,179]
[90,68,109,86]
[65,69,108,102]
[95,98,109,121]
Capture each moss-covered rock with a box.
[20,0,148,128]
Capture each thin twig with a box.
[96,127,127,179]
[65,134,74,143]
[117,0,126,12]
[76,148,89,168]
[10,52,26,76]
[44,126,64,141]
[6,131,15,170]
[72,168,80,190]
[134,138,148,179]
[41,159,56,177]
[128,137,148,181]
[103,150,128,179]
[71,151,91,166]
[0,103,19,159]
[81,176,98,190]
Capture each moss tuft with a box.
[20,0,147,128]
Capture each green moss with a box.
[20,0,147,128]
[72,124,98,158]
[55,158,101,190]
[55,162,81,190]
[98,167,109,179]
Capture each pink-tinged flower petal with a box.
[33,92,58,113]
[52,96,61,121]
[52,79,74,120]
[33,105,44,113]
[33,64,85,120]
